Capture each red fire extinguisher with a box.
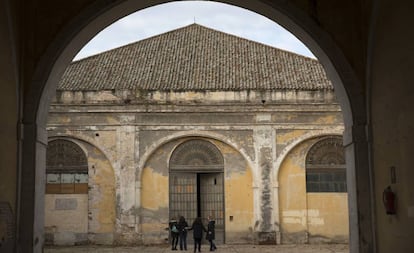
[383,186,396,215]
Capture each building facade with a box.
[44,24,347,246]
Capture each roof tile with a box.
[58,24,333,91]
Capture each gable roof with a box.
[58,24,333,91]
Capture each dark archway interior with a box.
[2,1,414,253]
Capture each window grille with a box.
[46,139,88,194]
[305,137,346,192]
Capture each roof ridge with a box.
[74,23,316,64]
[188,23,318,62]
[73,23,198,63]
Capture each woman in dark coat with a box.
[206,216,217,251]
[178,216,189,251]
[169,217,179,250]
[189,217,206,253]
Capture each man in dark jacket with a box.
[206,216,217,251]
[189,217,206,253]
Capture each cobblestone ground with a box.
[45,244,349,253]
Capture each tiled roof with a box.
[58,24,333,91]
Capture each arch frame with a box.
[169,138,225,172]
[273,130,344,182]
[18,1,373,252]
[137,130,256,183]
[47,134,117,173]
[305,135,346,167]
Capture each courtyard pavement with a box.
[45,244,349,253]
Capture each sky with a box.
[74,1,315,61]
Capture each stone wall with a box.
[46,88,345,245]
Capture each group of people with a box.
[169,215,217,252]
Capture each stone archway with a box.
[140,136,254,245]
[169,139,225,244]
[19,1,372,252]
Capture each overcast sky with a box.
[74,1,315,61]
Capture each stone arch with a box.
[140,135,255,244]
[137,131,255,183]
[47,134,117,174]
[273,130,344,181]
[19,0,372,251]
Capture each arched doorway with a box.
[19,1,372,252]
[169,139,225,244]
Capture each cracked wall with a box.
[46,88,345,245]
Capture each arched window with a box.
[305,137,346,192]
[46,139,88,194]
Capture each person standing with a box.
[178,216,189,251]
[188,217,206,253]
[206,216,217,251]
[169,217,179,250]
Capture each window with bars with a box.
[305,137,346,193]
[46,139,88,194]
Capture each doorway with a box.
[169,139,225,244]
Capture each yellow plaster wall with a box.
[141,166,169,211]
[88,148,116,233]
[307,193,348,238]
[277,130,307,145]
[279,145,307,235]
[140,141,172,244]
[215,140,254,242]
[225,168,254,232]
[278,137,348,243]
[44,194,88,233]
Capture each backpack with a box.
[171,224,178,233]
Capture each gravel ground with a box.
[45,243,349,253]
